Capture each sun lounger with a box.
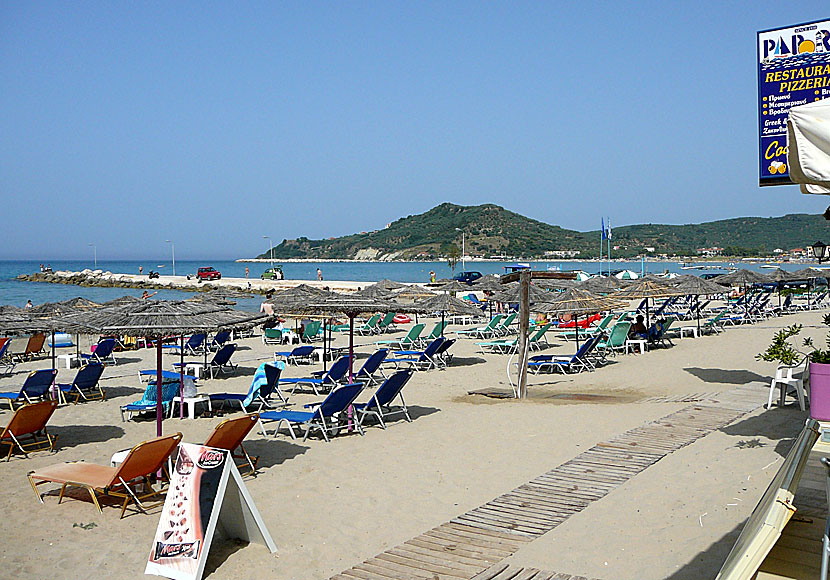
[172,343,238,379]
[353,349,389,385]
[80,338,117,365]
[257,382,365,442]
[456,314,503,339]
[280,355,350,396]
[433,338,456,367]
[28,432,182,518]
[0,400,59,461]
[210,361,287,412]
[355,313,382,336]
[203,414,260,475]
[162,333,206,356]
[478,323,552,354]
[0,339,16,375]
[384,337,446,371]
[120,379,182,422]
[12,333,46,362]
[416,321,449,348]
[527,335,600,374]
[596,321,631,356]
[262,328,283,344]
[376,312,398,334]
[354,370,413,429]
[0,369,58,410]
[493,312,518,336]
[57,362,106,403]
[274,345,316,365]
[375,323,424,350]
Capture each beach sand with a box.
[0,306,818,579]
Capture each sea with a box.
[0,259,813,313]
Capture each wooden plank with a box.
[380,549,476,577]
[406,536,509,563]
[359,558,435,579]
[444,522,534,544]
[400,539,497,569]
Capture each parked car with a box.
[260,266,284,280]
[453,271,483,285]
[196,267,222,281]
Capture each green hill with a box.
[259,203,827,260]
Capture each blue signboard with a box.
[758,19,830,186]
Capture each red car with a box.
[196,267,221,281]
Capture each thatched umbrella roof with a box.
[392,284,436,302]
[264,284,336,315]
[791,267,825,279]
[355,285,396,300]
[536,278,576,291]
[717,268,769,286]
[436,280,470,292]
[416,293,484,318]
[28,297,101,316]
[532,288,624,315]
[471,275,504,292]
[616,278,685,300]
[373,279,409,291]
[577,276,624,293]
[102,295,143,308]
[491,283,553,304]
[671,275,729,295]
[764,268,799,283]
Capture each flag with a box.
[607,217,612,240]
[601,217,606,240]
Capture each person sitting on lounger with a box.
[629,314,648,339]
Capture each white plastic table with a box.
[168,395,212,419]
[626,339,647,354]
[57,353,80,369]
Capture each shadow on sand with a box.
[683,367,768,385]
[50,424,127,449]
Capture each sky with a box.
[2,2,829,260]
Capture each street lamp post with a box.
[455,228,465,271]
[263,236,274,269]
[165,240,175,276]
[812,241,828,264]
[88,243,96,268]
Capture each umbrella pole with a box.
[441,310,445,337]
[156,339,163,437]
[179,335,185,420]
[322,318,328,374]
[575,314,580,351]
[51,330,56,371]
[348,315,354,381]
[809,279,812,309]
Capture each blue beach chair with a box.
[172,343,238,379]
[0,339,15,375]
[354,370,414,430]
[162,333,206,356]
[353,349,389,385]
[274,345,316,365]
[57,362,106,403]
[120,380,181,422]
[209,330,231,351]
[384,337,446,371]
[210,361,287,412]
[527,335,600,374]
[280,355,350,396]
[257,382,365,442]
[80,338,117,365]
[0,369,58,410]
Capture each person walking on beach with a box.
[317,268,323,281]
[139,266,143,276]
[245,266,249,279]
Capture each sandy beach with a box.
[0,304,819,579]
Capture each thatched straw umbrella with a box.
[392,285,436,302]
[372,279,409,291]
[532,288,624,349]
[577,275,624,294]
[616,278,685,328]
[764,268,799,308]
[415,293,484,337]
[491,283,552,305]
[63,300,267,436]
[355,285,395,300]
[265,285,339,370]
[716,269,770,307]
[791,267,824,308]
[671,275,728,336]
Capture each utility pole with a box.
[456,228,465,271]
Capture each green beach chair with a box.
[493,312,518,336]
[376,323,425,350]
[417,320,449,348]
[376,312,398,334]
[457,314,503,339]
[301,320,322,342]
[596,321,631,356]
[355,313,382,336]
[700,311,726,335]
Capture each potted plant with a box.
[756,324,809,412]
[802,313,830,420]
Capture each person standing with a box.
[317,268,323,281]
[245,266,249,279]
[429,270,436,283]
[139,265,143,276]
[25,299,33,309]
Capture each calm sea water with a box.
[0,259,808,312]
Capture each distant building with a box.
[696,247,723,256]
[544,250,581,257]
[644,246,656,253]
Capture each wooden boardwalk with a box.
[331,384,767,580]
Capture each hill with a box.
[258,203,827,260]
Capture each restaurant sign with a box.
[758,19,830,186]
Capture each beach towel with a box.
[243,361,285,408]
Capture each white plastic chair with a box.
[766,355,809,411]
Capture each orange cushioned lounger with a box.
[203,414,259,475]
[28,432,182,518]
[0,400,59,461]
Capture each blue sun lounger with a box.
[0,369,58,410]
[384,337,446,371]
[79,338,117,365]
[353,349,389,385]
[120,380,182,422]
[57,362,106,403]
[280,355,350,396]
[274,345,316,365]
[257,382,365,442]
[210,361,287,412]
[354,370,413,430]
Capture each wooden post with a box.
[517,270,530,399]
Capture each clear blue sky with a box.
[1,2,827,260]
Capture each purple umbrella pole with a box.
[179,335,185,419]
[156,339,163,437]
[348,315,354,381]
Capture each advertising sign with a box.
[757,19,830,186]
[146,444,276,580]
